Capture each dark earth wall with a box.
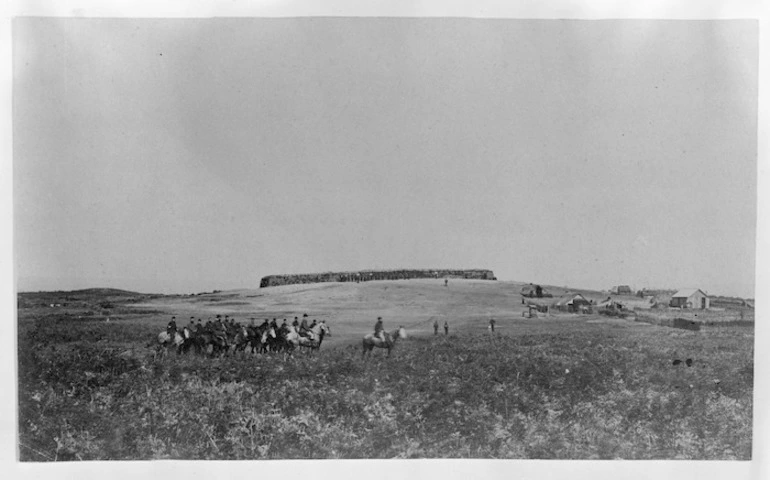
[260,269,496,288]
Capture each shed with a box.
[669,289,710,309]
[554,293,591,313]
[614,285,633,295]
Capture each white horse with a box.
[157,329,185,356]
[297,322,332,352]
[362,326,406,358]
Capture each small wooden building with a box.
[554,293,591,313]
[614,285,632,295]
[669,289,710,309]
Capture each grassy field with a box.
[16,280,754,460]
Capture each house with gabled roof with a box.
[553,293,591,313]
[669,289,709,309]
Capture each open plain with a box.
[17,279,754,460]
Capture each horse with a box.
[297,322,332,353]
[277,325,300,353]
[178,326,199,354]
[243,325,276,354]
[232,325,252,355]
[197,330,229,357]
[362,326,406,358]
[259,326,277,353]
[157,329,185,356]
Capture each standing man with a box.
[489,318,496,332]
[443,321,449,335]
[374,316,385,342]
[444,278,448,287]
[433,319,439,335]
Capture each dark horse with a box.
[196,330,229,357]
[362,326,406,358]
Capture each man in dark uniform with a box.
[444,321,449,335]
[299,314,310,336]
[292,317,300,329]
[489,318,496,332]
[167,316,177,335]
[374,316,385,342]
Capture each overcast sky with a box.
[13,18,757,297]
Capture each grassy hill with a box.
[131,279,617,347]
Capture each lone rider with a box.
[374,316,385,342]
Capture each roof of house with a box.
[672,289,707,298]
[555,293,588,305]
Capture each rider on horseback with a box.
[167,316,177,335]
[299,314,310,337]
[374,316,385,342]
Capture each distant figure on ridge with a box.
[444,278,448,287]
[489,318,496,332]
[433,319,439,335]
[444,321,449,335]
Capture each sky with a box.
[13,18,758,297]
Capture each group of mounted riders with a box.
[159,313,330,356]
[160,312,410,358]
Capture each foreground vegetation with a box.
[18,314,753,460]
